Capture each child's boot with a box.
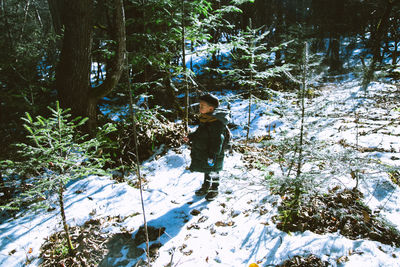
[205,181,219,201]
[195,174,211,196]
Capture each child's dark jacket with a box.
[188,109,229,173]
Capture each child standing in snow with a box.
[184,94,229,201]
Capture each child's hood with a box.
[212,108,230,125]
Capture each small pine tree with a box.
[217,19,290,141]
[262,41,325,197]
[10,101,115,255]
[282,42,322,177]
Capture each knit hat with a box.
[199,94,219,108]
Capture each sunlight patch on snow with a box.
[2,80,400,267]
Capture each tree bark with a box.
[56,0,93,121]
[327,36,341,72]
[362,0,394,90]
[54,0,125,132]
[59,182,74,255]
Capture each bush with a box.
[105,109,186,170]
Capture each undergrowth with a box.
[272,186,400,247]
[389,170,400,187]
[104,109,185,175]
[278,254,329,267]
[40,215,165,267]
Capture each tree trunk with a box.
[59,182,74,255]
[0,171,4,196]
[55,0,125,132]
[327,36,341,73]
[273,0,284,66]
[88,0,126,131]
[56,0,93,121]
[296,42,308,178]
[362,0,393,90]
[370,0,393,63]
[391,17,399,65]
[126,57,151,267]
[393,40,398,65]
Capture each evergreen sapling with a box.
[11,101,115,255]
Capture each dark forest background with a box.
[1,0,399,161]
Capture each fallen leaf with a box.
[215,221,235,227]
[190,209,201,216]
[215,221,226,227]
[362,210,370,223]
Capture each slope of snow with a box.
[1,80,400,267]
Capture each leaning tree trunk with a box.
[87,0,126,132]
[55,0,126,133]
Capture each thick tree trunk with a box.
[327,36,341,73]
[56,0,93,121]
[326,0,344,73]
[55,0,125,132]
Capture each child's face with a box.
[199,101,215,114]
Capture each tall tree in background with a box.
[51,0,125,132]
[1,0,399,151]
[361,0,394,90]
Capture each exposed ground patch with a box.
[277,254,329,267]
[40,216,165,267]
[273,187,400,247]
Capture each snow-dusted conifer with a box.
[216,19,289,141]
[263,41,328,194]
[282,42,320,178]
[11,102,115,255]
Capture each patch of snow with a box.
[2,80,400,267]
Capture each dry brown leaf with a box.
[362,210,370,223]
[215,221,226,227]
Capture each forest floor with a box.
[1,78,400,267]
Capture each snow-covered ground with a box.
[1,79,400,266]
